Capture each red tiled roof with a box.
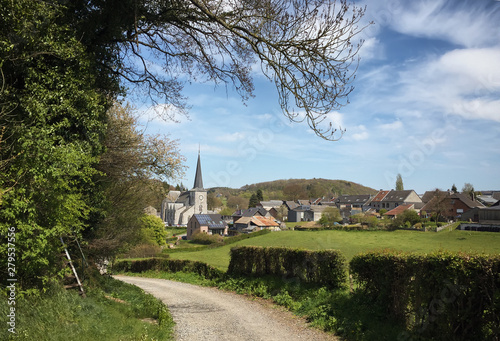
[384,204,413,216]
[372,190,390,202]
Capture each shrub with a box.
[227,246,346,288]
[191,231,223,245]
[350,250,500,340]
[112,258,224,280]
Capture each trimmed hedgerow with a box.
[112,258,224,280]
[349,250,500,340]
[227,246,346,288]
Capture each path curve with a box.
[114,275,338,341]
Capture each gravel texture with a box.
[114,275,338,341]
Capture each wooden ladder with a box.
[61,237,86,298]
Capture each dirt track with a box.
[115,275,338,341]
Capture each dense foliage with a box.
[227,246,346,288]
[350,250,500,340]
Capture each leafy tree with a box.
[207,192,222,211]
[451,184,458,193]
[462,183,475,200]
[248,193,259,208]
[87,103,185,258]
[283,183,308,201]
[0,0,111,287]
[392,210,421,228]
[395,173,404,191]
[140,214,167,246]
[319,207,342,227]
[256,189,264,202]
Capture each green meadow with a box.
[167,228,500,270]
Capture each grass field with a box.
[168,228,500,270]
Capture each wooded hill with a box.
[211,178,377,202]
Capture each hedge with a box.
[227,246,346,288]
[112,258,224,280]
[349,250,500,340]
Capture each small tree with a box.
[248,193,259,208]
[395,173,404,191]
[140,214,167,246]
[319,207,342,227]
[451,184,458,193]
[256,189,264,202]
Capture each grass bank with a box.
[0,274,174,341]
[166,228,500,270]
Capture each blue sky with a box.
[137,0,500,194]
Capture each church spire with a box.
[193,149,203,189]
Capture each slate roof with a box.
[335,195,371,204]
[193,214,227,229]
[193,152,204,189]
[382,190,418,203]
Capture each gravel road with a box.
[115,275,338,341]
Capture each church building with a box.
[161,152,207,226]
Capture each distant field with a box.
[167,229,500,270]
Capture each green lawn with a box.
[168,229,500,270]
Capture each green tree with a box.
[256,189,264,202]
[249,193,259,208]
[0,0,110,287]
[319,207,342,227]
[462,183,475,200]
[140,214,167,246]
[451,184,458,193]
[207,192,222,211]
[395,173,404,191]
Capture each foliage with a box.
[227,246,346,288]
[318,207,342,227]
[350,250,500,340]
[140,214,167,246]
[191,231,224,245]
[113,258,224,281]
[0,275,174,340]
[248,193,259,208]
[391,210,421,228]
[0,0,110,288]
[395,173,404,191]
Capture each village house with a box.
[187,214,228,240]
[461,201,500,226]
[384,204,415,219]
[287,205,328,222]
[366,190,390,212]
[334,195,372,211]
[231,207,270,224]
[379,190,422,211]
[421,191,483,220]
[230,215,280,234]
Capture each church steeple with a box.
[193,150,203,189]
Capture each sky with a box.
[136,0,500,194]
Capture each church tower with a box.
[189,151,207,214]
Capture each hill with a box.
[211,178,377,202]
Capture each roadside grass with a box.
[167,228,500,270]
[0,274,174,341]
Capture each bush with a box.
[191,232,224,245]
[227,246,346,288]
[112,258,224,280]
[350,250,500,340]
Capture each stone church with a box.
[161,152,207,226]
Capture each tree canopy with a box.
[0,0,368,289]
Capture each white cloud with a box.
[215,132,247,142]
[364,0,500,48]
[379,120,403,131]
[350,125,370,141]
